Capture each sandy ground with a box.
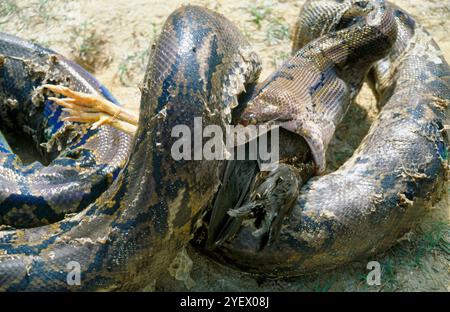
[1,0,449,291]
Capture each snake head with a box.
[238,96,329,174]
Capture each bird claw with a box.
[42,84,139,135]
[43,84,105,110]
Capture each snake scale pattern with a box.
[0,33,133,229]
[0,0,448,290]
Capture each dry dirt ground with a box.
[0,0,449,291]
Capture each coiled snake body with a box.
[0,0,448,290]
[0,33,133,229]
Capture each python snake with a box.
[0,0,448,290]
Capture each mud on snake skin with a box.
[0,0,448,290]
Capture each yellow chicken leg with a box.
[43,84,139,135]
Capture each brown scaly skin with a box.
[0,6,261,291]
[207,0,449,276]
[237,0,397,174]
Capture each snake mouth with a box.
[229,91,378,175]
